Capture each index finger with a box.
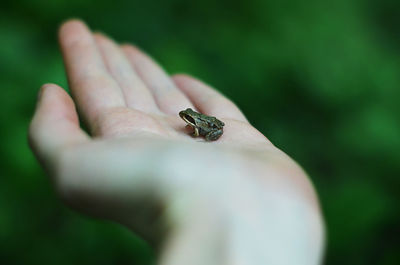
[59,20,125,128]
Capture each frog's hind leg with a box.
[205,130,223,141]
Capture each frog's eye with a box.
[186,115,195,123]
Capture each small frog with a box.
[179,108,225,141]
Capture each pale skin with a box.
[29,20,325,265]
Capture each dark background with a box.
[1,0,399,264]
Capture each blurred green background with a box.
[1,0,399,264]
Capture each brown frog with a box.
[179,108,225,141]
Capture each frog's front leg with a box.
[205,129,223,141]
[193,127,200,137]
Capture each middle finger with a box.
[93,33,159,113]
[122,44,195,115]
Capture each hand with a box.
[29,20,324,265]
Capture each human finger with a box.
[172,74,248,122]
[59,20,125,128]
[93,33,159,112]
[28,84,90,173]
[121,44,195,115]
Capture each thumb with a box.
[28,83,89,173]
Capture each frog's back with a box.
[209,116,224,128]
[197,119,213,136]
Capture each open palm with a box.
[29,20,323,265]
[52,20,268,146]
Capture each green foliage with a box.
[0,0,399,264]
